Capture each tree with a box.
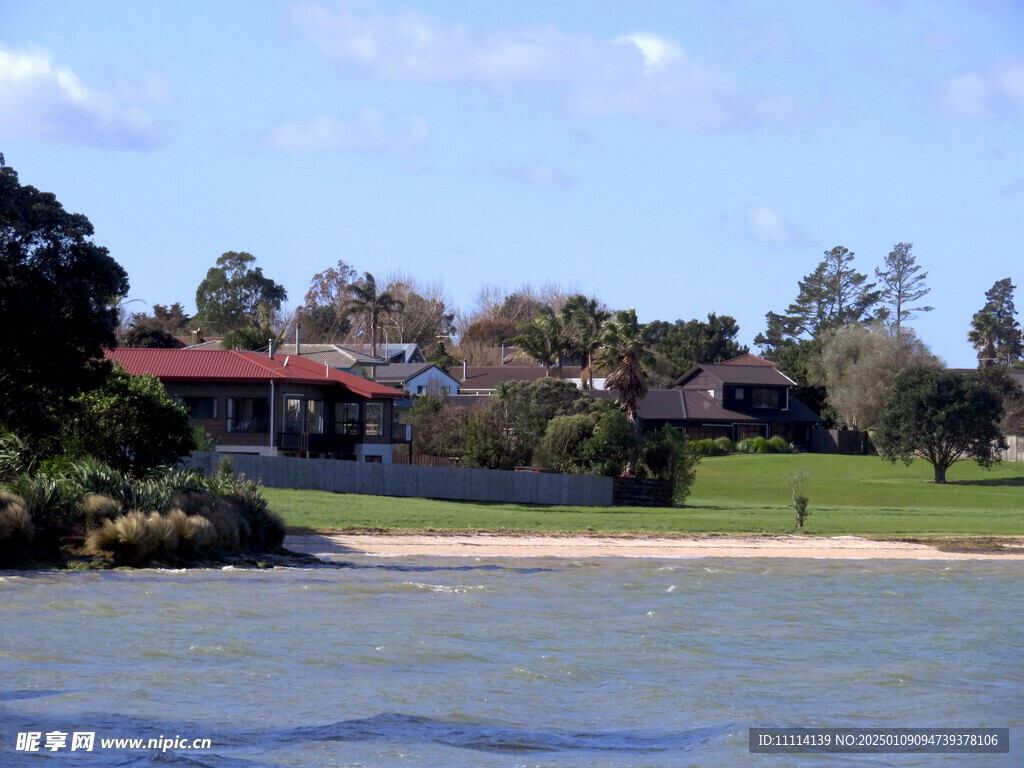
[298,261,357,343]
[63,364,196,476]
[407,395,468,458]
[384,277,455,348]
[874,367,1005,483]
[969,278,1022,366]
[595,309,653,428]
[756,246,881,355]
[127,302,191,337]
[968,311,1000,367]
[119,326,185,349]
[561,295,610,389]
[514,307,566,375]
[194,252,287,335]
[875,242,932,340]
[0,162,129,444]
[647,313,749,379]
[814,322,940,429]
[346,272,404,358]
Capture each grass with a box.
[261,454,1024,538]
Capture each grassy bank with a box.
[262,454,1024,538]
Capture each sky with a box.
[1,0,1022,367]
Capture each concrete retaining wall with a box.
[187,452,613,507]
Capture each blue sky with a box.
[1,0,1022,366]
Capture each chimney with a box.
[462,360,467,381]
[268,339,274,359]
[296,325,301,356]
[501,342,505,365]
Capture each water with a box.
[1,556,1021,767]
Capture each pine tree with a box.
[875,242,932,340]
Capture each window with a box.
[751,388,780,409]
[182,396,217,419]
[364,402,383,436]
[334,402,361,436]
[734,387,745,400]
[227,398,269,433]
[283,396,324,433]
[416,385,426,395]
[705,389,715,399]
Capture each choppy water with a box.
[1,555,1021,767]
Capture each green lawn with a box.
[261,454,1024,538]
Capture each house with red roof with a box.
[106,348,405,461]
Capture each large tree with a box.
[384,277,456,348]
[298,260,357,343]
[875,242,932,340]
[646,313,748,379]
[969,278,1022,366]
[63,364,196,476]
[194,251,287,335]
[814,322,940,430]
[756,246,881,355]
[874,367,1005,483]
[346,272,403,358]
[0,160,129,443]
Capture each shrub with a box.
[767,436,791,454]
[734,439,753,453]
[85,511,157,564]
[0,492,35,565]
[0,492,33,541]
[8,474,82,526]
[81,494,122,525]
[637,426,700,505]
[146,512,180,553]
[533,414,596,471]
[748,436,770,454]
[689,439,720,457]
[714,437,733,453]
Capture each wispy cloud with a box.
[288,2,792,130]
[0,46,167,149]
[937,56,1024,117]
[517,163,574,189]
[267,108,428,153]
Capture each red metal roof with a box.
[105,348,402,399]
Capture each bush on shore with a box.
[0,455,285,568]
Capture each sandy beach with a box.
[286,533,1024,560]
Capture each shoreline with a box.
[285,532,1024,561]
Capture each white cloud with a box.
[0,46,166,149]
[267,108,428,153]
[938,57,1024,117]
[747,206,790,244]
[614,33,683,72]
[288,2,789,130]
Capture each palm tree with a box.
[514,307,565,376]
[347,273,404,359]
[561,295,610,389]
[968,311,1000,367]
[594,309,653,477]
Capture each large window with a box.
[182,396,217,419]
[334,402,361,436]
[751,388,780,409]
[364,402,383,436]
[227,398,269,433]
[283,396,324,434]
